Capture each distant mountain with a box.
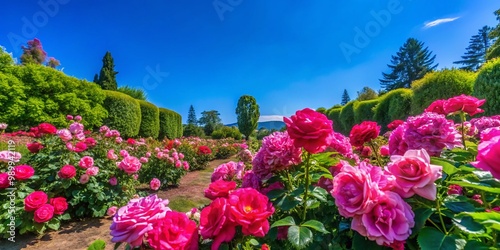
[225,121,285,131]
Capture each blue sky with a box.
[1,1,498,124]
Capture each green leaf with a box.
[464,240,491,250]
[287,225,313,249]
[248,239,259,246]
[87,239,106,250]
[431,158,458,175]
[113,242,123,250]
[352,232,386,250]
[46,218,60,230]
[453,216,485,234]
[271,216,296,228]
[275,195,301,211]
[266,188,287,199]
[417,227,466,250]
[310,186,328,202]
[412,208,434,236]
[461,212,500,231]
[443,200,476,213]
[59,213,71,220]
[301,220,329,234]
[448,180,500,194]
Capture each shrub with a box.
[2,64,107,130]
[411,69,476,114]
[326,107,342,133]
[159,108,182,139]
[138,100,160,139]
[183,124,205,137]
[474,58,500,116]
[339,101,357,135]
[211,126,243,140]
[373,89,413,130]
[316,107,326,114]
[353,99,379,124]
[117,85,147,100]
[102,90,141,138]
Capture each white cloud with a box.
[424,17,460,29]
[259,115,284,122]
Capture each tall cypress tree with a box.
[187,105,197,125]
[341,89,350,105]
[454,26,493,71]
[380,38,438,91]
[487,8,500,60]
[236,95,260,140]
[97,51,118,90]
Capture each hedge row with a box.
[159,108,182,139]
[138,100,160,138]
[327,64,500,134]
[103,91,142,138]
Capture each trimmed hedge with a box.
[138,100,160,139]
[102,90,141,138]
[353,99,379,124]
[339,101,357,135]
[316,107,327,114]
[2,64,108,130]
[326,107,343,133]
[474,58,500,116]
[159,108,182,139]
[411,69,476,115]
[373,89,413,130]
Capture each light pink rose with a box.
[74,115,82,121]
[85,166,99,176]
[69,122,84,134]
[79,174,90,184]
[351,192,415,246]
[472,136,500,179]
[175,160,182,168]
[107,206,117,217]
[183,161,189,170]
[57,129,72,141]
[178,153,184,159]
[150,178,161,191]
[75,132,85,141]
[139,157,148,163]
[145,152,152,158]
[109,177,118,186]
[99,125,109,133]
[110,195,170,247]
[387,149,442,200]
[120,150,129,158]
[107,149,118,160]
[116,137,123,144]
[78,156,94,169]
[119,156,142,174]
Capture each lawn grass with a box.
[169,195,210,212]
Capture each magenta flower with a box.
[78,156,94,169]
[85,166,99,177]
[57,129,72,141]
[69,122,84,135]
[118,156,142,174]
[472,136,500,179]
[211,161,245,182]
[150,178,161,191]
[109,177,118,186]
[284,108,334,153]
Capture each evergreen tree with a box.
[93,74,99,83]
[357,86,378,101]
[380,38,438,91]
[187,105,197,125]
[487,8,500,60]
[198,110,222,136]
[97,51,118,90]
[236,95,260,140]
[454,26,493,71]
[341,89,351,105]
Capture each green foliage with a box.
[353,99,379,124]
[117,85,147,100]
[356,86,378,101]
[211,126,242,140]
[177,143,213,171]
[102,90,141,138]
[97,51,118,90]
[341,89,350,105]
[159,108,182,139]
[256,128,272,140]
[454,26,493,71]
[183,124,204,137]
[326,108,342,133]
[2,64,107,130]
[411,69,475,115]
[138,100,160,139]
[487,8,500,60]
[316,107,326,114]
[187,105,197,125]
[199,110,223,136]
[0,46,14,70]
[373,89,413,130]
[339,101,357,135]
[474,58,500,116]
[236,95,260,139]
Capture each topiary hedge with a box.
[474,58,500,116]
[411,69,476,115]
[373,89,413,130]
[339,101,357,135]
[138,100,160,139]
[326,107,343,133]
[159,108,182,139]
[353,99,379,124]
[2,64,107,130]
[102,90,141,138]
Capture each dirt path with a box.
[0,158,234,250]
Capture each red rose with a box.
[58,165,77,179]
[30,126,40,137]
[349,121,380,147]
[198,145,212,155]
[284,108,334,154]
[425,99,447,115]
[84,137,97,147]
[200,198,236,249]
[50,197,68,215]
[27,142,44,153]
[127,138,136,145]
[73,142,87,152]
[387,120,404,131]
[0,173,10,189]
[204,180,237,200]
[38,123,57,135]
[444,94,486,117]
[146,211,198,250]
[261,244,270,250]
[14,165,35,180]
[24,191,48,211]
[34,204,54,223]
[227,188,275,237]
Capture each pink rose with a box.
[107,149,118,160]
[387,149,442,200]
[34,204,55,223]
[145,152,152,158]
[351,192,415,246]
[58,165,76,179]
[425,99,447,115]
[85,166,99,176]
[444,94,486,116]
[147,211,198,250]
[204,180,237,200]
[74,115,82,121]
[350,121,380,147]
[79,174,90,184]
[75,132,85,141]
[380,145,390,156]
[14,165,35,180]
[481,127,500,142]
[109,177,118,186]
[175,160,182,168]
[116,137,123,144]
[472,136,500,179]
[284,108,334,154]
[66,114,73,120]
[139,157,148,163]
[57,129,72,141]
[447,184,463,195]
[110,195,170,247]
[24,191,48,211]
[107,206,117,217]
[99,125,109,134]
[0,173,10,189]
[69,122,84,134]
[79,156,94,169]
[150,178,161,191]
[120,150,129,158]
[118,156,142,174]
[200,198,236,249]
[50,197,68,215]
